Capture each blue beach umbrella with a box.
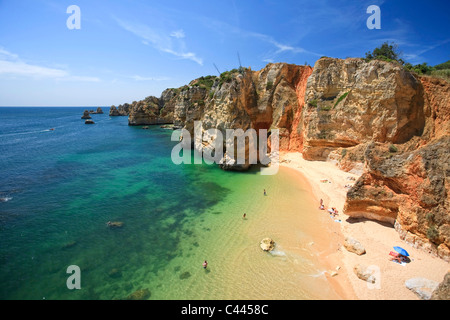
[393,246,409,257]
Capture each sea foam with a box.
[0,196,12,202]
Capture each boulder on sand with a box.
[344,237,366,255]
[353,264,376,284]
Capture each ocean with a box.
[0,107,342,300]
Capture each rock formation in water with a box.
[109,104,130,116]
[125,64,312,170]
[260,238,275,251]
[81,110,91,119]
[126,288,151,300]
[117,58,449,259]
[128,95,173,125]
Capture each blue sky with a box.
[0,0,449,106]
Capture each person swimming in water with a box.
[243,213,246,219]
[264,189,267,196]
[202,260,208,269]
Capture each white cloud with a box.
[114,17,203,65]
[0,48,100,82]
[170,29,185,39]
[0,60,68,78]
[205,19,323,61]
[403,38,450,64]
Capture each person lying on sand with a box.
[327,207,339,217]
[388,251,408,264]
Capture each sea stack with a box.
[96,107,104,114]
[81,110,91,119]
[85,119,95,124]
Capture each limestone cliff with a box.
[118,58,449,259]
[125,64,312,168]
[320,59,450,261]
[109,104,130,116]
[128,95,175,126]
[302,57,425,160]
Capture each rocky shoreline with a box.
[110,57,449,263]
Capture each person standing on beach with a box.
[243,213,246,219]
[203,260,208,269]
[264,189,267,196]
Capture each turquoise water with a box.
[0,107,341,300]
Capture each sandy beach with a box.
[279,151,449,300]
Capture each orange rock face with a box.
[420,76,450,141]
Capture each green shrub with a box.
[389,144,398,153]
[218,70,238,86]
[334,92,349,108]
[266,81,273,91]
[434,61,450,70]
[365,42,404,64]
[192,75,217,91]
[430,69,450,81]
[309,99,318,108]
[427,225,439,242]
[404,62,435,75]
[195,99,205,107]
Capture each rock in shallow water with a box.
[107,221,124,228]
[81,110,91,119]
[108,268,122,278]
[179,271,191,280]
[260,238,275,251]
[126,288,151,300]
